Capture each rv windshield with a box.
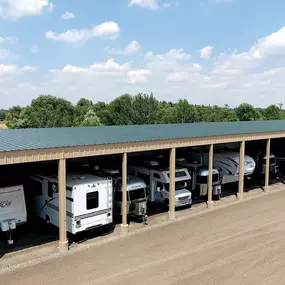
[128,188,146,201]
[164,181,186,192]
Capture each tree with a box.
[76,98,93,107]
[263,105,282,120]
[155,102,175,124]
[172,99,197,123]
[6,106,29,129]
[235,103,263,121]
[23,95,74,128]
[132,93,159,124]
[80,109,103,126]
[107,94,134,125]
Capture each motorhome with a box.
[29,173,113,234]
[255,152,279,177]
[0,185,27,245]
[99,169,148,224]
[129,161,192,208]
[176,158,222,199]
[185,150,256,185]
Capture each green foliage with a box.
[22,95,74,128]
[80,109,103,126]
[4,94,285,129]
[235,103,263,121]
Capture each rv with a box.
[129,161,192,208]
[0,185,27,245]
[186,150,256,185]
[99,169,148,224]
[176,158,222,199]
[29,173,113,234]
[255,152,279,177]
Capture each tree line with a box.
[4,94,285,129]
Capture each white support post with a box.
[264,138,270,193]
[237,141,245,201]
[169,148,176,221]
[207,144,214,210]
[121,152,129,235]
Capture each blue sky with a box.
[1,0,285,108]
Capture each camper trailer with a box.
[0,185,27,245]
[186,150,256,185]
[176,158,222,199]
[29,173,113,234]
[129,161,192,208]
[255,152,279,177]
[99,169,148,224]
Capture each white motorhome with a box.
[0,185,27,245]
[176,158,222,199]
[99,169,148,224]
[186,150,256,185]
[29,173,113,234]
[129,161,192,208]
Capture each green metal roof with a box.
[0,120,285,152]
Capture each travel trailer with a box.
[99,169,148,224]
[255,152,279,177]
[0,185,27,245]
[176,158,222,199]
[185,149,256,185]
[129,161,192,208]
[29,173,113,234]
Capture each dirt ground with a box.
[1,189,285,285]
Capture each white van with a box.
[0,185,27,245]
[29,173,113,234]
[129,161,192,208]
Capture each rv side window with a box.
[153,173,160,179]
[48,182,54,198]
[86,191,99,210]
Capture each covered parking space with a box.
[1,120,285,253]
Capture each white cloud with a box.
[200,46,213,59]
[127,69,151,83]
[45,21,120,43]
[0,64,17,73]
[31,45,40,54]
[22,65,38,72]
[0,0,55,19]
[128,0,159,9]
[62,65,89,73]
[250,27,285,59]
[0,36,17,45]
[0,48,12,59]
[61,11,75,20]
[106,40,142,55]
[166,71,188,82]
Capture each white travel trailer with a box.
[99,169,148,224]
[176,158,222,199]
[0,185,27,245]
[129,161,192,208]
[186,150,256,185]
[29,173,113,234]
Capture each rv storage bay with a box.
[2,190,285,285]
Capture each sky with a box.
[1,0,285,109]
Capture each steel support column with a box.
[58,158,68,252]
[169,148,176,221]
[264,138,271,193]
[237,141,245,200]
[207,144,214,210]
[121,152,129,234]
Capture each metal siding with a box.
[0,120,285,152]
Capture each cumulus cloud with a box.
[106,40,142,55]
[200,46,213,59]
[0,63,17,73]
[22,65,38,72]
[145,49,192,64]
[128,0,169,9]
[61,11,75,20]
[127,69,151,83]
[0,0,55,19]
[45,21,120,43]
